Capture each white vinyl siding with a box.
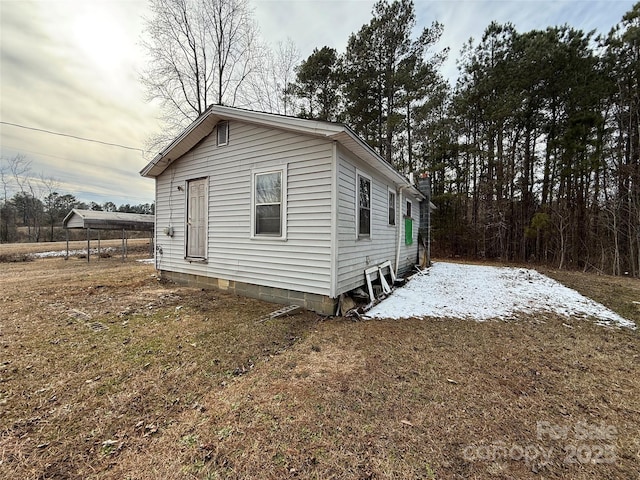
[65,215,84,228]
[154,120,333,295]
[336,146,419,294]
[186,178,207,259]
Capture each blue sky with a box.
[0,0,636,206]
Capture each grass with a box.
[0,251,638,479]
[0,252,34,263]
[0,237,150,256]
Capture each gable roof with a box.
[140,105,424,197]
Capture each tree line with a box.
[284,1,640,277]
[143,0,639,276]
[0,155,154,243]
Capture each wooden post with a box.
[65,228,69,260]
[98,230,101,261]
[87,228,90,263]
[121,229,125,262]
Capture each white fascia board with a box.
[209,105,345,137]
[140,108,220,177]
[140,105,420,197]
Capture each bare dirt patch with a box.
[1,255,638,479]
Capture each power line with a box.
[0,121,145,153]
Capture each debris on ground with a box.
[256,304,302,323]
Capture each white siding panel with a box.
[335,146,418,294]
[154,120,333,295]
[65,214,84,228]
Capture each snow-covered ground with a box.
[31,248,154,264]
[366,262,636,329]
[33,247,117,258]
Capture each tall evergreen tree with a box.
[289,46,341,121]
[342,0,446,167]
[604,3,640,275]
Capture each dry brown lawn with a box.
[1,250,639,479]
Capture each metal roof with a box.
[139,105,425,199]
[63,209,155,231]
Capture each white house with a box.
[140,105,425,314]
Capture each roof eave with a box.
[330,127,415,189]
[62,208,83,227]
[140,106,346,178]
[139,106,419,193]
[140,106,219,178]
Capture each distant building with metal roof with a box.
[62,209,155,262]
[63,209,154,231]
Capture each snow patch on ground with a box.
[30,249,154,264]
[33,248,117,258]
[366,262,635,329]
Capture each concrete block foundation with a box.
[160,270,337,315]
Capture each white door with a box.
[187,178,207,258]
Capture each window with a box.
[388,189,396,226]
[357,172,371,237]
[405,200,413,245]
[186,178,207,259]
[217,121,229,146]
[252,166,287,238]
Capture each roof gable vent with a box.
[217,121,229,146]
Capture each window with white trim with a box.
[217,121,229,146]
[406,200,412,218]
[357,172,371,238]
[252,166,287,238]
[388,189,396,226]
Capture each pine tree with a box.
[288,46,341,121]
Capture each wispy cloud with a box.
[1,0,158,205]
[1,0,636,207]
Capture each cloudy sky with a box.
[0,0,636,206]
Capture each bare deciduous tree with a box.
[141,0,262,149]
[2,155,41,241]
[243,38,301,115]
[0,156,23,243]
[1,154,30,200]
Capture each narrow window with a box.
[406,200,412,218]
[186,178,207,259]
[255,171,282,236]
[217,121,229,146]
[357,173,371,237]
[388,190,396,226]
